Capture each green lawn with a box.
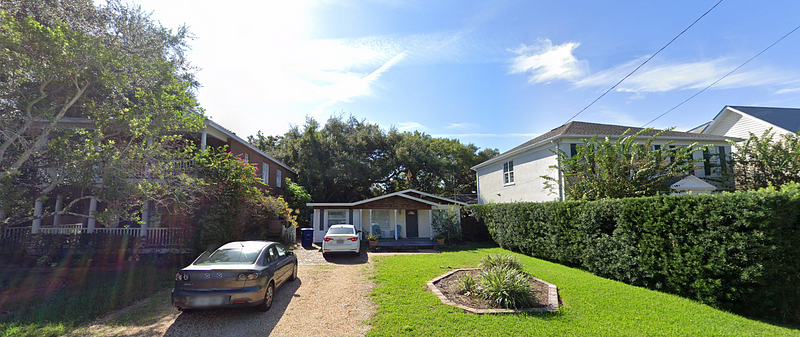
[0,263,179,337]
[368,246,800,336]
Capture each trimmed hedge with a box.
[468,183,800,322]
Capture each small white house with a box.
[306,189,465,243]
[471,121,738,204]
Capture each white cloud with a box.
[776,87,800,94]
[433,133,540,138]
[312,52,407,116]
[508,39,588,83]
[396,122,425,130]
[445,122,480,130]
[575,57,791,93]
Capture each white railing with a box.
[39,227,88,235]
[94,227,141,236]
[2,226,188,247]
[2,227,31,244]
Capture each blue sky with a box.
[129,0,800,152]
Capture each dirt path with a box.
[69,245,377,337]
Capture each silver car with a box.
[172,241,297,312]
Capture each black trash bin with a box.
[301,228,314,248]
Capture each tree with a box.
[0,0,204,226]
[730,128,800,191]
[190,147,293,251]
[283,178,312,228]
[543,128,703,200]
[250,114,499,202]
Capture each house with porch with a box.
[306,189,466,244]
[471,121,739,204]
[2,117,297,246]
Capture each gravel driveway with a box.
[71,243,376,337]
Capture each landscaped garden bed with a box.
[428,268,558,314]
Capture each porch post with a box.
[201,131,208,150]
[140,201,149,237]
[393,210,398,240]
[87,197,97,233]
[32,198,43,234]
[53,195,63,227]
[369,209,373,236]
[428,208,433,236]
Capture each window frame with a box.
[502,160,515,186]
[262,162,269,184]
[326,209,348,229]
[276,169,282,188]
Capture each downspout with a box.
[555,140,564,202]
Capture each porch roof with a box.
[307,189,466,209]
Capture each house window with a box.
[372,209,390,227]
[570,144,578,157]
[262,163,269,184]
[327,210,347,228]
[703,146,727,176]
[276,169,282,187]
[503,161,514,185]
[244,153,249,162]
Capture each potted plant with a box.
[435,233,446,245]
[367,233,378,247]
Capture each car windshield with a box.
[328,227,354,235]
[194,247,262,265]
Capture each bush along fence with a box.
[468,183,800,323]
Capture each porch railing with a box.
[1,226,189,247]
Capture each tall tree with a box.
[0,0,203,226]
[543,128,703,200]
[730,128,800,191]
[250,114,498,202]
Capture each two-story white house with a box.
[690,106,800,139]
[471,121,738,204]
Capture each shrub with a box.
[457,273,477,296]
[479,254,523,272]
[468,182,800,322]
[432,206,462,244]
[476,266,535,309]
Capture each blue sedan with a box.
[172,241,298,312]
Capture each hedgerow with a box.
[468,183,800,322]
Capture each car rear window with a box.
[328,227,354,235]
[194,247,262,265]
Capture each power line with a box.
[642,23,800,127]
[564,0,724,124]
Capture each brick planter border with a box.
[427,268,559,314]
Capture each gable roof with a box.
[306,189,466,207]
[205,118,296,174]
[472,121,735,170]
[725,106,800,134]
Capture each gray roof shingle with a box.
[502,121,730,155]
[728,106,800,133]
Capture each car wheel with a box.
[257,282,274,312]
[288,263,297,282]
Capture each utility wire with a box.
[642,23,800,127]
[564,0,724,124]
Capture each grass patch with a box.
[0,263,179,337]
[368,247,800,336]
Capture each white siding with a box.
[707,109,793,139]
[476,144,559,203]
[418,210,432,238]
[475,137,731,204]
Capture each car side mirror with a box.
[356,229,362,234]
[286,251,294,256]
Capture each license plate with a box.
[336,239,344,244]
[193,296,225,306]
